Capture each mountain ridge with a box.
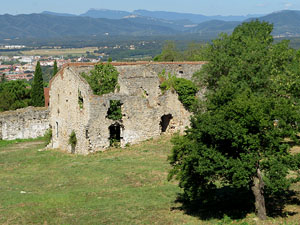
[1,10,300,41]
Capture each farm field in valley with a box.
[20,47,99,56]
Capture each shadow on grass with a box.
[171,187,300,220]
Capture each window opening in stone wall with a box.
[160,114,173,133]
[56,122,59,137]
[85,129,89,139]
[109,123,122,147]
[78,90,84,109]
[107,100,122,121]
[179,71,184,74]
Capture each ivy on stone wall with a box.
[158,70,198,111]
[81,63,119,96]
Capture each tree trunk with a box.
[251,168,267,220]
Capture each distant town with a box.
[0,55,100,82]
[0,41,161,82]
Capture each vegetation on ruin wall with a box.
[168,20,300,220]
[44,128,52,146]
[81,63,119,96]
[159,70,198,111]
[68,130,77,149]
[107,100,122,121]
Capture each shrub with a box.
[44,128,52,145]
[110,138,121,148]
[173,78,198,110]
[159,70,198,111]
[107,100,122,121]
[81,63,119,96]
[68,130,77,149]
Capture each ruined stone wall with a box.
[49,67,93,154]
[0,107,49,140]
[49,62,205,154]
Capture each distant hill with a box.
[188,20,241,35]
[251,10,300,37]
[42,11,77,17]
[133,9,263,23]
[80,9,131,19]
[0,14,179,40]
[0,10,300,41]
[80,9,264,23]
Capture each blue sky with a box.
[2,0,300,16]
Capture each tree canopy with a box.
[168,20,300,220]
[31,61,45,107]
[0,80,31,112]
[154,40,207,62]
[53,60,58,78]
[81,63,119,96]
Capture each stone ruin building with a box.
[20,61,203,154]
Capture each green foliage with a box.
[53,60,58,78]
[183,42,208,61]
[107,100,122,121]
[169,20,300,213]
[31,61,45,107]
[44,129,52,146]
[110,138,121,148]
[81,63,119,96]
[0,80,31,112]
[41,66,53,84]
[159,70,198,111]
[68,130,77,149]
[173,78,198,110]
[154,41,182,62]
[154,40,208,62]
[158,69,177,93]
[0,74,6,83]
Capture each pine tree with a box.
[31,61,45,107]
[53,60,58,78]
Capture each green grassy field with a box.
[1,137,300,224]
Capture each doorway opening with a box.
[109,123,122,147]
[160,114,173,133]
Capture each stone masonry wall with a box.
[49,62,205,154]
[0,107,49,140]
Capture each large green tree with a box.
[31,61,45,107]
[168,20,300,220]
[0,80,31,111]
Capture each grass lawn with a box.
[1,136,300,224]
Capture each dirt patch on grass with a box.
[291,146,300,155]
[0,140,45,154]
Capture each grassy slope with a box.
[0,137,300,224]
